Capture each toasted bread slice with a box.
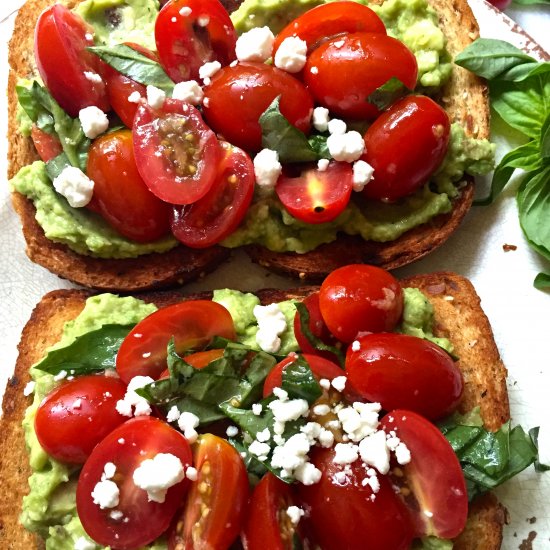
[0,272,508,548]
[7,0,489,289]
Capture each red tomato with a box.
[361,95,451,202]
[242,473,300,550]
[155,0,237,83]
[319,265,404,343]
[297,447,414,550]
[77,417,192,549]
[86,129,171,242]
[345,333,463,419]
[159,349,225,379]
[31,125,63,162]
[276,161,353,224]
[202,62,313,152]
[104,43,158,128]
[263,353,344,398]
[133,99,221,205]
[170,142,255,248]
[34,376,127,464]
[168,434,248,550]
[34,5,109,117]
[273,2,386,54]
[380,410,468,539]
[116,300,236,383]
[304,32,417,120]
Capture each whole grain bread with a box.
[7,0,489,290]
[0,272,508,548]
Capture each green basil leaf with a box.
[307,134,331,160]
[540,114,550,159]
[281,356,322,404]
[89,44,174,93]
[228,437,268,481]
[45,152,71,181]
[367,76,410,111]
[529,427,550,471]
[500,61,550,82]
[166,339,195,381]
[34,324,135,375]
[513,0,550,5]
[534,272,550,290]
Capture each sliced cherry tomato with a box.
[345,333,463,419]
[273,2,386,55]
[276,161,352,224]
[104,43,158,128]
[263,353,344,398]
[34,376,127,464]
[34,5,109,117]
[242,473,301,550]
[202,62,313,152]
[361,95,451,202]
[297,447,414,550]
[319,264,404,343]
[116,300,236,383]
[86,129,171,242]
[168,434,248,549]
[304,32,417,120]
[30,125,63,162]
[133,98,221,205]
[159,349,225,379]
[380,410,468,539]
[155,0,237,83]
[77,417,192,549]
[170,141,255,248]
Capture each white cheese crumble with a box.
[109,510,123,521]
[333,442,359,465]
[294,462,322,485]
[226,425,239,437]
[133,453,185,503]
[256,428,271,442]
[253,302,287,353]
[91,479,119,509]
[328,118,347,135]
[317,158,330,172]
[312,404,330,416]
[146,85,166,109]
[166,405,181,423]
[351,340,361,352]
[249,440,271,460]
[252,403,263,415]
[274,36,307,73]
[115,376,154,418]
[352,160,374,192]
[74,536,97,550]
[358,430,391,474]
[235,26,275,62]
[327,131,365,162]
[186,466,198,481]
[286,505,305,525]
[84,71,103,84]
[127,91,142,103]
[172,80,204,105]
[23,381,35,396]
[331,376,347,392]
[253,148,282,191]
[337,402,381,442]
[177,411,200,443]
[199,61,222,85]
[312,106,330,132]
[79,106,109,139]
[53,167,95,208]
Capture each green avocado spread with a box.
[21,289,451,549]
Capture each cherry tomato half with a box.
[203,62,313,152]
[170,142,255,248]
[116,300,236,383]
[297,447,414,550]
[87,129,172,242]
[273,1,386,54]
[304,32,417,120]
[155,0,237,83]
[346,333,463,420]
[361,95,451,202]
[31,125,63,162]
[34,375,127,464]
[242,473,301,550]
[34,5,109,117]
[380,410,468,539]
[77,417,192,549]
[319,265,404,343]
[169,434,248,549]
[276,161,353,224]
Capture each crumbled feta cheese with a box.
[254,302,287,353]
[273,387,288,401]
[79,106,109,139]
[253,148,282,191]
[312,404,330,416]
[318,428,335,448]
[172,80,204,105]
[395,442,411,465]
[331,376,347,392]
[177,411,200,443]
[269,397,309,423]
[310,66,319,74]
[91,479,120,509]
[358,430,390,474]
[256,428,271,442]
[328,118,347,136]
[312,107,330,132]
[75,536,97,550]
[166,405,181,423]
[271,433,311,472]
[235,26,275,62]
[128,91,142,103]
[333,442,359,465]
[351,340,361,352]
[249,440,271,459]
[366,474,380,493]
[179,6,192,16]
[337,401,380,442]
[274,37,307,73]
[226,425,239,438]
[294,462,322,485]
[133,453,185,503]
[319,378,331,390]
[109,510,123,521]
[199,61,222,85]
[317,158,330,172]
[116,376,154,417]
[102,463,116,480]
[186,466,198,481]
[252,403,263,415]
[53,168,95,208]
[23,381,35,396]
[84,71,103,84]
[352,160,374,192]
[301,422,322,442]
[327,131,365,162]
[146,85,166,109]
[286,505,305,525]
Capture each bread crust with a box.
[0,273,508,548]
[7,0,489,289]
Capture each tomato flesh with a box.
[276,162,353,224]
[380,410,468,539]
[133,98,221,205]
[304,32,418,120]
[170,142,255,248]
[116,300,236,383]
[31,125,63,162]
[34,5,109,117]
[361,95,451,202]
[319,264,404,343]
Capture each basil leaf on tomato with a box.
[34,324,134,375]
[281,356,322,405]
[367,76,410,111]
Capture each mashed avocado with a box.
[21,290,450,547]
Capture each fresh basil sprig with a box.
[89,44,175,93]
